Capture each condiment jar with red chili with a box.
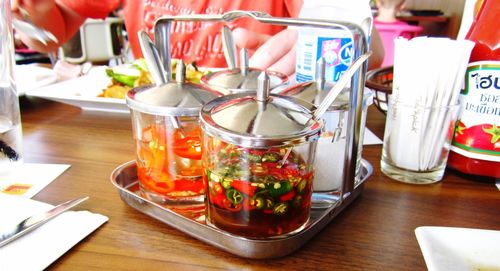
[200,72,323,238]
[447,0,500,179]
[126,62,223,205]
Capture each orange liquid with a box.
[136,125,204,199]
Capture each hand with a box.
[10,0,79,53]
[11,0,55,22]
[232,28,298,76]
[231,26,383,76]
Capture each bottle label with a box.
[295,31,352,83]
[450,61,500,162]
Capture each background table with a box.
[20,97,500,270]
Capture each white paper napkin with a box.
[0,163,70,198]
[363,128,383,145]
[0,194,108,271]
[415,226,500,271]
[14,65,58,95]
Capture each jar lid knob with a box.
[316,57,326,91]
[256,71,270,102]
[176,60,185,84]
[240,48,249,76]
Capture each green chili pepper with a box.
[207,170,220,183]
[105,68,139,87]
[254,197,265,210]
[267,181,292,197]
[221,178,232,189]
[253,195,274,210]
[262,175,278,183]
[225,189,243,204]
[273,202,289,215]
[246,153,262,162]
[262,152,280,162]
[264,197,274,209]
[296,179,308,194]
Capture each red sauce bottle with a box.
[447,0,500,179]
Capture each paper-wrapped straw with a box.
[387,37,475,171]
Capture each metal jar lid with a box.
[126,79,223,117]
[277,81,351,111]
[273,57,351,111]
[200,72,323,148]
[200,49,288,94]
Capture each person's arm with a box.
[232,27,384,76]
[11,0,86,53]
[368,27,385,69]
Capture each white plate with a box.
[14,65,58,96]
[25,66,128,113]
[415,226,500,271]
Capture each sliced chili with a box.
[231,180,257,196]
[273,202,289,215]
[279,190,296,202]
[225,189,243,204]
[222,198,242,212]
[267,181,292,197]
[213,182,224,195]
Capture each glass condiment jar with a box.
[126,66,223,205]
[200,49,288,95]
[275,59,373,194]
[199,72,323,238]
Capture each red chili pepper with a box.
[303,172,313,180]
[171,136,202,160]
[211,193,226,207]
[213,182,224,194]
[264,162,287,179]
[231,180,257,196]
[174,179,204,193]
[249,149,266,156]
[279,190,296,202]
[222,198,242,212]
[284,167,300,177]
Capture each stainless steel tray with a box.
[111,160,372,259]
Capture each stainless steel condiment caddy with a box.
[111,10,372,258]
[111,160,372,259]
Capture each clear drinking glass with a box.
[0,0,23,174]
[381,97,459,184]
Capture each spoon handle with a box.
[221,25,238,69]
[138,30,167,85]
[313,52,372,120]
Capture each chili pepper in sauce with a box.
[225,189,243,204]
[280,190,296,202]
[262,152,280,162]
[267,181,292,197]
[242,198,257,211]
[273,202,289,215]
[222,197,242,211]
[212,182,224,195]
[230,180,257,196]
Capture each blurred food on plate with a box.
[100,59,211,99]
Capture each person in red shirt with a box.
[12,0,383,74]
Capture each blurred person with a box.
[12,0,383,74]
[374,0,407,23]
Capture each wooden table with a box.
[20,97,500,270]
